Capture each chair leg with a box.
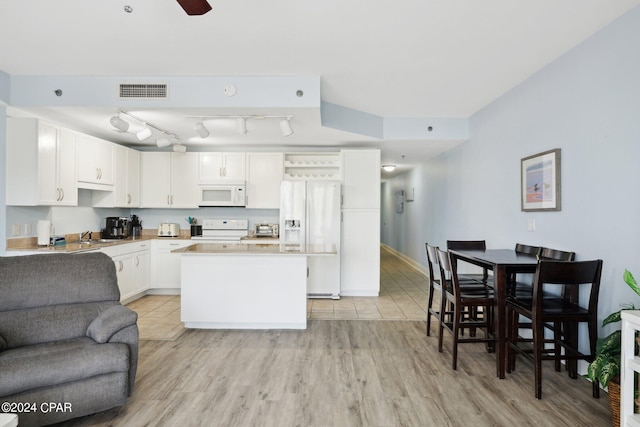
[426,285,434,336]
[438,295,446,353]
[452,303,461,370]
[533,320,543,399]
[554,321,562,372]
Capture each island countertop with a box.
[172,242,336,255]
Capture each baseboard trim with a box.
[381,244,428,277]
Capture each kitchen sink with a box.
[74,239,120,245]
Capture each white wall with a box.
[382,6,640,341]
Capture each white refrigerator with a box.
[280,180,341,299]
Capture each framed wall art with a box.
[521,148,561,211]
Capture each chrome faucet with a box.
[79,231,92,242]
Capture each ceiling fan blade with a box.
[176,0,212,15]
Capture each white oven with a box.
[199,184,246,207]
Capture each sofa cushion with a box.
[0,301,115,349]
[0,252,119,312]
[0,335,5,352]
[0,337,130,396]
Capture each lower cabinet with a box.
[150,240,192,291]
[102,241,150,302]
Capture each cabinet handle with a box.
[118,260,123,272]
[127,194,131,204]
[135,256,140,267]
[60,188,64,201]
[99,168,103,179]
[56,188,61,201]
[223,167,227,177]
[167,195,171,206]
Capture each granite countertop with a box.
[172,242,337,256]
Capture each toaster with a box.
[255,223,279,238]
[157,223,180,237]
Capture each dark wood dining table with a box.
[448,248,539,379]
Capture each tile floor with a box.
[127,246,429,340]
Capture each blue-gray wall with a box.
[382,6,640,343]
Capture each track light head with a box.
[136,125,153,141]
[110,116,130,132]
[280,118,293,137]
[194,122,210,138]
[156,137,172,148]
[236,117,247,134]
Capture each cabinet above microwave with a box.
[199,184,246,207]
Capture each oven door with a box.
[199,185,245,207]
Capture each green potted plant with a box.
[587,269,640,427]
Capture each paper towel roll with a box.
[37,220,51,246]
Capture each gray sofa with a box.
[0,252,139,427]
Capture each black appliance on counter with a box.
[102,217,129,239]
[129,215,142,237]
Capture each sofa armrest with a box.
[86,305,138,344]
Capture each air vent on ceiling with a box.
[118,83,168,99]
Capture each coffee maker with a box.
[102,217,129,239]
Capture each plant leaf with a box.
[602,310,622,327]
[625,270,640,297]
[599,330,622,356]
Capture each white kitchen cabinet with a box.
[340,209,380,296]
[341,149,381,209]
[150,239,192,291]
[140,152,198,208]
[245,152,283,209]
[92,145,140,208]
[340,149,381,296]
[102,241,150,302]
[198,152,246,183]
[77,134,114,189]
[6,118,78,206]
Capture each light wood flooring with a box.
[54,247,612,426]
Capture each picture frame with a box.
[521,148,561,211]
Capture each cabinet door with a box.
[37,122,60,205]
[77,135,114,186]
[340,210,380,296]
[127,148,141,207]
[170,153,198,208]
[57,128,78,206]
[141,152,172,208]
[341,149,381,209]
[114,255,135,302]
[222,152,246,181]
[246,152,283,209]
[198,153,223,183]
[151,240,192,289]
[94,138,114,185]
[133,250,150,295]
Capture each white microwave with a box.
[199,184,246,207]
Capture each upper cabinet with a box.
[246,152,284,209]
[77,134,114,189]
[92,144,140,208]
[140,152,198,208]
[198,152,246,184]
[284,152,341,181]
[341,149,381,209]
[6,118,78,206]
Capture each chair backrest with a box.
[435,248,459,296]
[425,243,440,283]
[447,240,486,251]
[532,259,603,315]
[515,243,541,257]
[539,247,575,261]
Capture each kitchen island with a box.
[172,242,336,330]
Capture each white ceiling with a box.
[1,0,639,176]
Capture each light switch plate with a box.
[527,218,536,232]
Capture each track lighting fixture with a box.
[194,122,209,138]
[136,125,153,141]
[280,117,293,137]
[236,117,247,134]
[156,137,172,148]
[110,115,130,132]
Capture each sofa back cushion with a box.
[0,252,119,310]
[0,252,120,349]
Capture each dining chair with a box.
[425,243,489,337]
[446,240,493,286]
[505,259,603,399]
[506,244,542,298]
[435,248,495,370]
